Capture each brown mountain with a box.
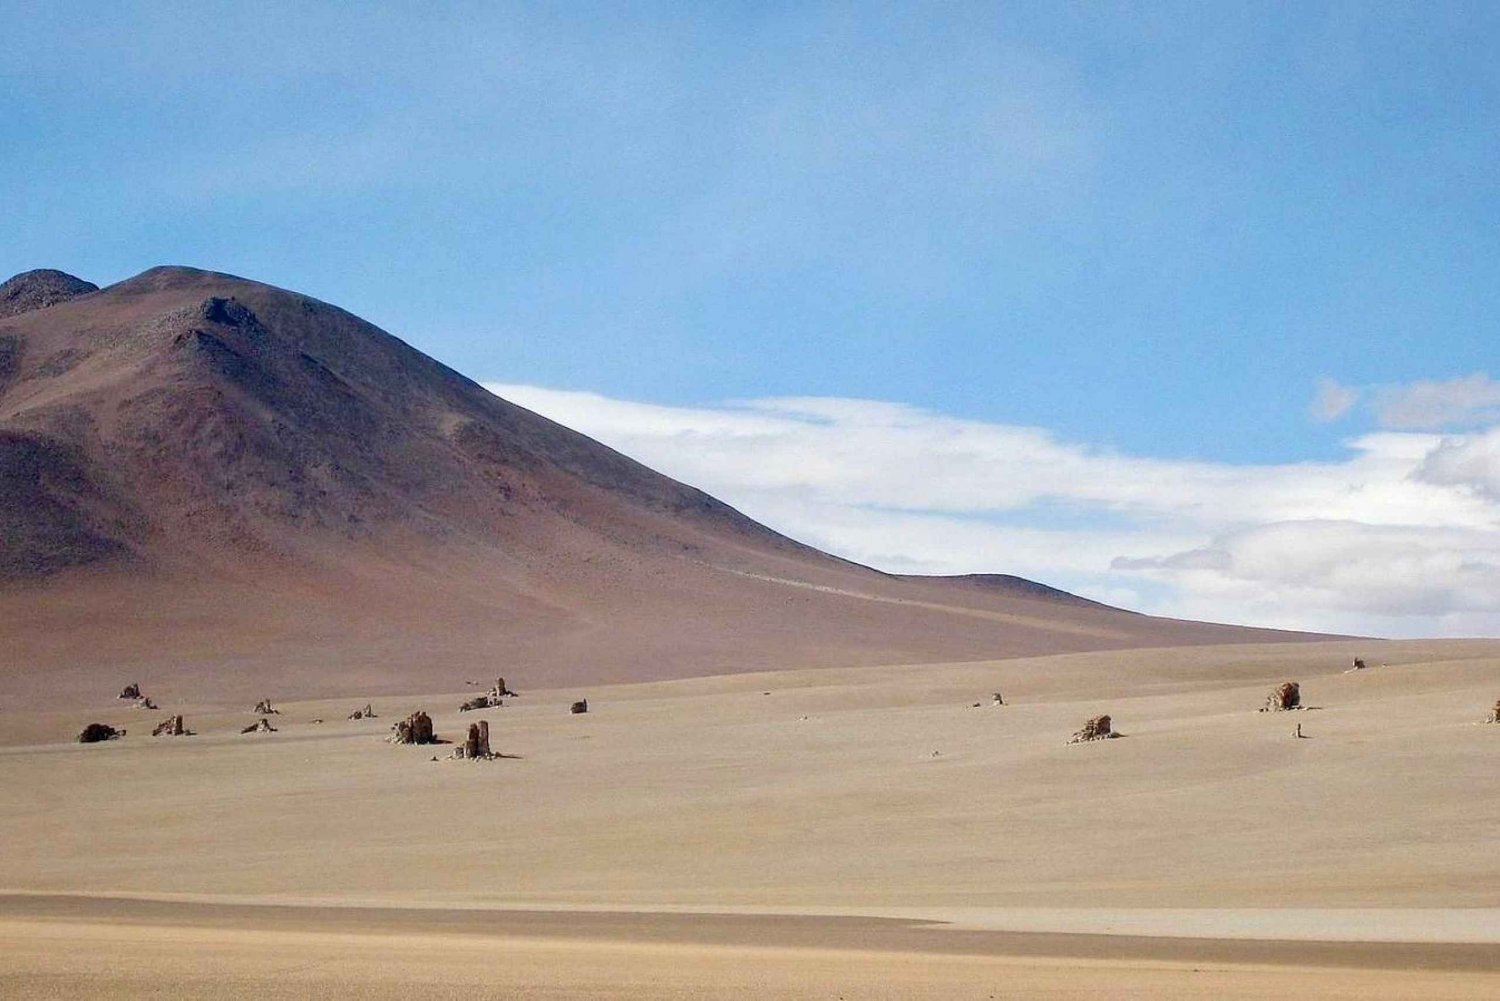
[0,266,1323,706]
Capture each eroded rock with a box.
[1069,715,1115,743]
[570,699,588,715]
[241,717,277,734]
[252,699,280,715]
[390,711,435,744]
[152,715,189,737]
[118,683,141,700]
[1259,682,1301,712]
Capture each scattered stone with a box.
[77,723,122,743]
[118,683,141,700]
[310,718,324,724]
[453,720,495,760]
[1293,723,1304,739]
[992,692,1005,706]
[132,697,158,710]
[152,715,189,737]
[347,704,376,720]
[971,702,982,708]
[1259,682,1301,712]
[1069,715,1116,743]
[390,711,436,744]
[241,717,277,734]
[253,699,280,715]
[494,677,517,698]
[569,699,589,715]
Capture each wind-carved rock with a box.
[460,678,513,712]
[454,720,494,759]
[570,699,589,715]
[1068,715,1116,743]
[252,699,280,715]
[390,711,436,744]
[241,717,277,734]
[152,715,189,736]
[118,683,141,700]
[347,704,376,720]
[78,723,123,743]
[1259,682,1301,712]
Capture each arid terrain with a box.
[2,268,1497,997]
[2,638,1497,997]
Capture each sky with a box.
[4,3,1499,636]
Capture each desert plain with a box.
[2,636,1497,998]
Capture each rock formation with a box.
[1068,715,1115,743]
[118,683,141,700]
[992,692,1004,706]
[240,717,277,734]
[1352,658,1366,670]
[152,715,189,736]
[454,720,493,759]
[390,711,436,744]
[570,699,589,715]
[495,677,517,698]
[132,697,158,710]
[1259,682,1301,712]
[252,699,280,715]
[347,704,376,720]
[77,722,122,743]
[1486,700,1500,724]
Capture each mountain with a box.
[0,266,1323,706]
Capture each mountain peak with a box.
[0,269,98,318]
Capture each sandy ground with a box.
[2,637,1497,996]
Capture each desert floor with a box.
[1,637,1497,997]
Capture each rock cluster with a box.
[347,704,376,720]
[1259,682,1301,712]
[454,720,494,759]
[241,717,277,734]
[132,697,158,710]
[252,699,280,715]
[1068,715,1115,743]
[570,699,589,715]
[152,715,189,736]
[391,711,436,744]
[460,678,513,712]
[77,723,122,743]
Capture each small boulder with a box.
[1069,715,1116,743]
[347,704,376,720]
[992,692,1005,706]
[1259,682,1301,712]
[390,711,436,744]
[240,717,277,734]
[252,699,280,715]
[570,699,588,715]
[77,723,122,743]
[132,697,158,710]
[118,683,141,700]
[152,715,189,737]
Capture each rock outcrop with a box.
[252,699,280,715]
[991,692,1004,706]
[240,717,277,734]
[132,697,158,710]
[391,711,436,744]
[1259,682,1301,712]
[454,720,494,759]
[570,699,589,715]
[1068,715,1115,743]
[347,704,376,720]
[152,715,189,736]
[118,683,141,700]
[1486,700,1500,724]
[77,722,122,743]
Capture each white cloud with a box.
[1373,373,1500,430]
[487,383,1500,637]
[1311,377,1359,422]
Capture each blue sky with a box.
[5,3,1500,634]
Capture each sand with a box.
[2,637,1498,996]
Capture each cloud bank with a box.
[487,382,1500,638]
